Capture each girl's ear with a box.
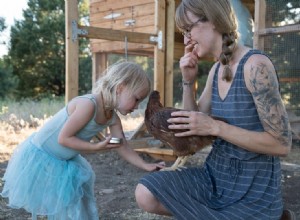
[116,83,124,95]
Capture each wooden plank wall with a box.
[89,0,155,54]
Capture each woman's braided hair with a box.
[219,32,238,81]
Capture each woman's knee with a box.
[135,183,157,212]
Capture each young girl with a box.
[135,0,293,219]
[1,61,164,219]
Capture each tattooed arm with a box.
[207,54,292,156]
[243,54,292,155]
[169,53,291,156]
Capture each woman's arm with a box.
[168,55,292,156]
[180,44,216,113]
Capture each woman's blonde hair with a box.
[175,0,239,81]
[92,61,151,110]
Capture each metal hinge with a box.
[72,20,88,42]
[149,31,163,49]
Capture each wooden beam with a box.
[92,53,107,85]
[128,137,164,149]
[135,147,177,161]
[90,0,153,14]
[90,3,155,24]
[165,0,175,107]
[257,24,300,36]
[153,0,166,104]
[90,14,155,29]
[253,0,266,50]
[78,24,157,45]
[65,0,79,103]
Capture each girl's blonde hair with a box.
[175,0,239,82]
[92,61,151,110]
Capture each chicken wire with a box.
[261,0,300,115]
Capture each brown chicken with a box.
[145,90,215,170]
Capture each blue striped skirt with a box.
[139,148,283,220]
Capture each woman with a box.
[135,0,293,219]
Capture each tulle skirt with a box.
[1,135,99,220]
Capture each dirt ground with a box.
[0,143,299,220]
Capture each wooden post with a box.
[165,0,175,107]
[92,53,108,86]
[65,0,79,103]
[154,0,166,105]
[253,0,266,50]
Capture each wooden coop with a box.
[65,0,300,160]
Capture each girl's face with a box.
[116,84,148,115]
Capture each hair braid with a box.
[219,32,237,82]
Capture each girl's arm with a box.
[58,98,120,152]
[109,116,165,172]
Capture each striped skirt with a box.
[139,148,283,220]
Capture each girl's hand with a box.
[94,136,122,152]
[143,161,166,172]
[179,43,199,82]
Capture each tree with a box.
[265,0,300,111]
[8,0,91,99]
[0,17,6,33]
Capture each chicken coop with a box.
[65,0,300,159]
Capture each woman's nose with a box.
[184,35,191,45]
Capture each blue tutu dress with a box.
[1,95,116,219]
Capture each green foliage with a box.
[0,17,6,32]
[8,0,65,99]
[5,0,91,100]
[264,0,300,110]
[0,57,18,98]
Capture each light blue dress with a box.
[1,94,116,219]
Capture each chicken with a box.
[145,90,215,171]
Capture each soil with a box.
[0,143,299,220]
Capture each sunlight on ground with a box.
[0,113,144,163]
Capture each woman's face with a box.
[185,11,220,58]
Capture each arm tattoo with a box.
[249,63,292,146]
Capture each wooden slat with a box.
[91,41,154,53]
[90,3,154,23]
[78,25,157,44]
[279,77,300,83]
[134,147,177,162]
[257,24,300,36]
[92,53,107,85]
[127,137,164,149]
[65,0,79,103]
[153,0,166,104]
[90,26,155,41]
[253,0,266,50]
[90,0,153,14]
[90,14,155,30]
[165,0,175,107]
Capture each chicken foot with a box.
[161,155,190,171]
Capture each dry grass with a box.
[0,99,145,163]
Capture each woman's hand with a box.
[179,43,199,82]
[167,111,218,137]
